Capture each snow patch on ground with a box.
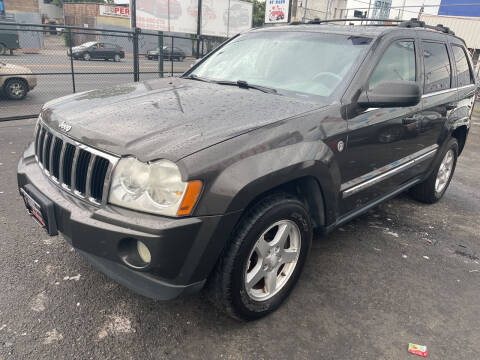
[98,315,135,339]
[44,329,63,344]
[30,291,47,312]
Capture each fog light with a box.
[136,240,151,264]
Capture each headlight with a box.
[108,157,202,216]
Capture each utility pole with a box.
[303,0,308,22]
[325,0,331,20]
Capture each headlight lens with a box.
[109,158,201,216]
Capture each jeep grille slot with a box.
[62,143,76,187]
[43,133,53,173]
[51,138,63,179]
[34,122,118,206]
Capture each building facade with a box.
[291,0,348,22]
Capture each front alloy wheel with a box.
[208,193,312,321]
[245,220,301,301]
[83,52,91,61]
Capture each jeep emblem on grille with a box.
[59,121,72,132]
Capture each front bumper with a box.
[17,142,241,300]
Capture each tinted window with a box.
[423,42,451,94]
[369,40,416,89]
[452,45,474,87]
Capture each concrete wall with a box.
[13,12,44,50]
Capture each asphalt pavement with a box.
[0,110,479,359]
[0,53,193,118]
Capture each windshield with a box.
[190,31,372,98]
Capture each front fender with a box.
[183,134,342,226]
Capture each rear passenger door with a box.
[418,40,458,173]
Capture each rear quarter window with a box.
[452,45,475,87]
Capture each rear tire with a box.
[410,138,458,204]
[114,54,120,62]
[207,193,312,321]
[0,43,7,55]
[4,78,28,100]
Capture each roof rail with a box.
[289,17,456,35]
[291,18,403,25]
[398,18,455,35]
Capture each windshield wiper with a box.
[184,74,210,82]
[214,80,278,94]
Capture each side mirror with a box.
[358,81,421,108]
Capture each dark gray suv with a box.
[18,19,477,320]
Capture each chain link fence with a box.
[0,21,219,121]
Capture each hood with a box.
[1,63,32,74]
[41,78,325,162]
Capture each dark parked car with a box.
[68,42,125,61]
[0,16,19,55]
[18,19,477,320]
[147,46,185,61]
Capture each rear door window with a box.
[452,45,475,87]
[422,41,452,94]
[369,40,416,90]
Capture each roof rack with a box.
[399,18,455,35]
[290,17,455,35]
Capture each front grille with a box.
[34,122,118,205]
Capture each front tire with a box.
[83,52,91,61]
[410,138,458,203]
[208,194,312,320]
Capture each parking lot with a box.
[0,103,479,359]
[0,35,195,119]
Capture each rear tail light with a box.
[121,47,124,52]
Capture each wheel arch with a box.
[452,125,468,155]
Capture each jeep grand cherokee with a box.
[18,19,477,320]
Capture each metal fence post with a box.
[171,37,174,77]
[197,0,202,58]
[158,31,164,78]
[133,27,140,82]
[68,27,76,93]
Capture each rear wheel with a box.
[4,78,28,100]
[0,43,7,55]
[114,54,120,62]
[410,138,458,203]
[208,193,312,320]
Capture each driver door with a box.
[341,38,426,215]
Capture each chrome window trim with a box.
[422,84,476,98]
[342,145,438,198]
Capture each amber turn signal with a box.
[177,180,203,216]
